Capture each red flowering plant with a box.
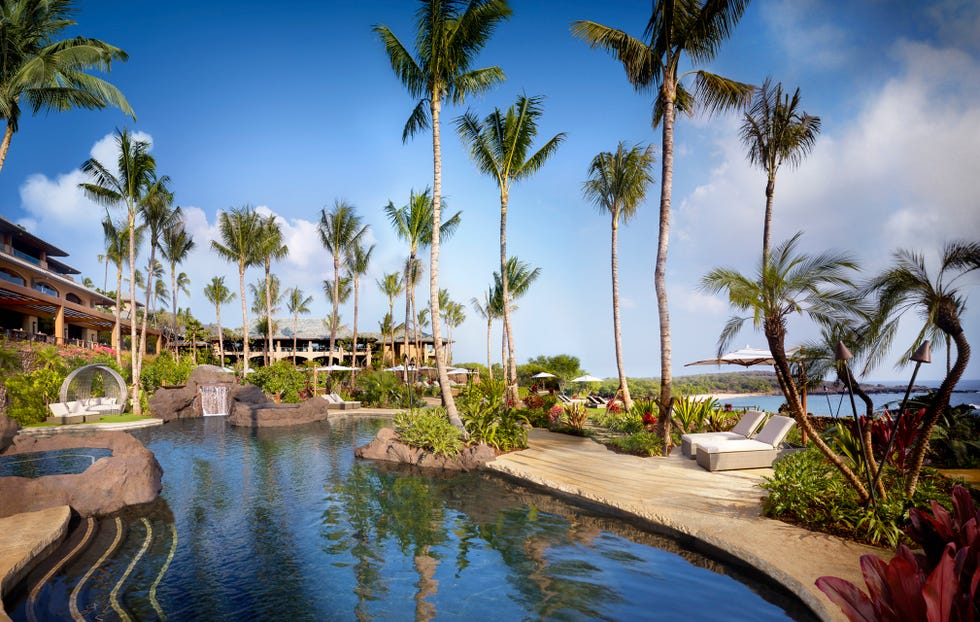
[548,404,564,426]
[868,407,926,471]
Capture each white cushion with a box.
[730,410,767,437]
[755,415,795,446]
[698,439,775,454]
[70,401,83,413]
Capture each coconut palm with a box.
[250,275,281,350]
[456,94,565,403]
[138,191,176,366]
[444,300,466,365]
[582,142,656,409]
[285,287,313,362]
[573,1,754,423]
[377,272,404,365]
[0,0,133,173]
[700,232,869,502]
[318,201,368,365]
[384,189,461,378]
[80,129,165,414]
[470,288,498,379]
[100,214,133,366]
[492,256,540,386]
[346,242,374,370]
[739,78,821,263]
[211,206,263,373]
[864,242,980,496]
[161,218,195,351]
[375,0,511,428]
[257,215,288,365]
[204,276,236,366]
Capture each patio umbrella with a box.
[571,374,603,383]
[684,346,799,367]
[531,372,556,379]
[316,365,358,372]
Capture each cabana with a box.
[47,364,128,424]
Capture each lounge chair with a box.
[680,410,767,459]
[586,395,608,408]
[557,393,586,406]
[695,415,796,472]
[321,393,361,410]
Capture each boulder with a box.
[148,365,240,421]
[0,431,163,518]
[0,413,19,451]
[227,395,331,428]
[355,427,497,471]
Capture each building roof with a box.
[0,214,69,258]
[211,316,445,343]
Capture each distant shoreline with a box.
[689,392,768,401]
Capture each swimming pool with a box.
[0,448,112,478]
[9,418,814,620]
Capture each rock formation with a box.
[356,427,497,471]
[149,365,244,421]
[0,413,18,451]
[226,393,332,428]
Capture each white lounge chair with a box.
[322,393,361,410]
[695,415,796,472]
[680,410,767,459]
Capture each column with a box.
[54,305,65,345]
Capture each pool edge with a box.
[0,505,71,622]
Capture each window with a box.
[33,281,58,297]
[66,293,83,304]
[0,269,25,286]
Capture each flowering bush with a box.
[548,404,564,426]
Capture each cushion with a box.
[71,401,84,414]
[755,415,795,446]
[730,410,767,437]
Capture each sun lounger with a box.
[681,410,767,458]
[556,393,586,406]
[586,395,608,408]
[321,393,361,410]
[695,415,796,471]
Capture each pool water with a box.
[0,448,112,478]
[10,418,813,621]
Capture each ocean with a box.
[719,379,980,417]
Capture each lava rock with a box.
[355,427,497,471]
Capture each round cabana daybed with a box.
[46,365,128,423]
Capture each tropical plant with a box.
[573,1,754,434]
[582,142,655,409]
[671,396,718,434]
[470,287,498,379]
[701,233,870,502]
[457,378,527,451]
[210,205,263,373]
[393,407,464,458]
[377,272,404,365]
[0,0,133,173]
[285,287,313,361]
[607,432,665,457]
[249,275,281,345]
[456,94,565,403]
[80,129,165,414]
[203,276,235,367]
[140,351,194,393]
[247,360,305,403]
[137,185,176,365]
[864,241,980,496]
[346,241,374,372]
[160,220,195,351]
[492,256,541,385]
[318,200,368,365]
[375,0,511,428]
[256,214,288,366]
[100,214,134,367]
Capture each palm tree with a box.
[137,187,177,365]
[700,232,869,502]
[161,217,195,351]
[285,287,313,362]
[80,129,163,414]
[318,201,368,365]
[375,0,511,428]
[211,206,263,373]
[456,94,565,403]
[250,275,281,351]
[582,142,656,409]
[864,242,980,496]
[573,1,754,424]
[0,0,133,173]
[739,78,821,263]
[444,300,466,365]
[346,242,374,370]
[204,276,235,366]
[100,214,131,367]
[492,256,540,385]
[257,215,288,365]
[470,288,498,379]
[377,272,404,365]
[384,188,461,379]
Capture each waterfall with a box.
[200,384,229,417]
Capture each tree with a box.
[573,1,754,431]
[137,186,176,368]
[582,142,655,409]
[375,0,511,428]
[0,0,133,173]
[257,214,288,365]
[383,189,460,378]
[346,242,374,371]
[318,201,367,365]
[470,288,498,379]
[700,233,870,502]
[739,78,821,263]
[285,287,313,362]
[864,242,980,496]
[100,214,133,367]
[80,129,164,414]
[161,220,195,350]
[492,256,540,386]
[211,206,263,373]
[456,93,565,403]
[250,275,281,350]
[377,272,404,365]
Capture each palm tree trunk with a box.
[217,306,224,368]
[265,260,272,366]
[239,263,250,374]
[904,321,970,496]
[114,266,123,368]
[293,313,298,363]
[137,247,157,390]
[170,266,178,353]
[429,95,463,429]
[128,208,141,415]
[611,217,632,409]
[486,317,492,381]
[351,276,359,383]
[499,187,519,405]
[404,257,412,381]
[762,176,775,264]
[655,88,674,444]
[331,255,340,366]
[0,122,14,174]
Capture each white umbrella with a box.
[531,372,557,379]
[316,365,358,372]
[572,374,602,383]
[447,368,471,375]
[684,345,800,367]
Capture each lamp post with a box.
[870,340,931,494]
[835,341,877,508]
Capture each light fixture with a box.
[837,340,877,508]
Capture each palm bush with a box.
[356,369,402,407]
[457,378,528,451]
[672,396,719,433]
[393,408,464,458]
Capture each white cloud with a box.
[761,0,850,69]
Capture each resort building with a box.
[0,215,158,351]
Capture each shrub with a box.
[590,407,644,434]
[246,361,306,403]
[630,399,658,427]
[607,432,665,457]
[393,408,464,458]
[140,352,195,393]
[456,379,528,452]
[672,396,719,434]
[356,369,402,407]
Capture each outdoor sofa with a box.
[47,397,123,424]
[681,410,767,458]
[695,415,796,472]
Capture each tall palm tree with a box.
[285,287,313,362]
[700,232,869,502]
[384,189,461,379]
[100,214,131,367]
[211,206,263,373]
[137,186,176,366]
[492,256,540,386]
[0,0,133,173]
[582,142,655,410]
[80,129,163,414]
[377,272,404,365]
[204,276,235,367]
[456,94,565,403]
[864,242,980,496]
[250,275,281,352]
[573,1,754,424]
[161,218,195,351]
[346,242,374,370]
[739,78,821,263]
[256,215,288,365]
[470,288,498,379]
[318,201,367,365]
[375,0,511,428]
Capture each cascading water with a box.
[199,384,229,416]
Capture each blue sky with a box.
[2,0,978,384]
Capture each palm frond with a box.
[570,20,657,91]
[690,70,753,117]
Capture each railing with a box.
[1,329,115,353]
